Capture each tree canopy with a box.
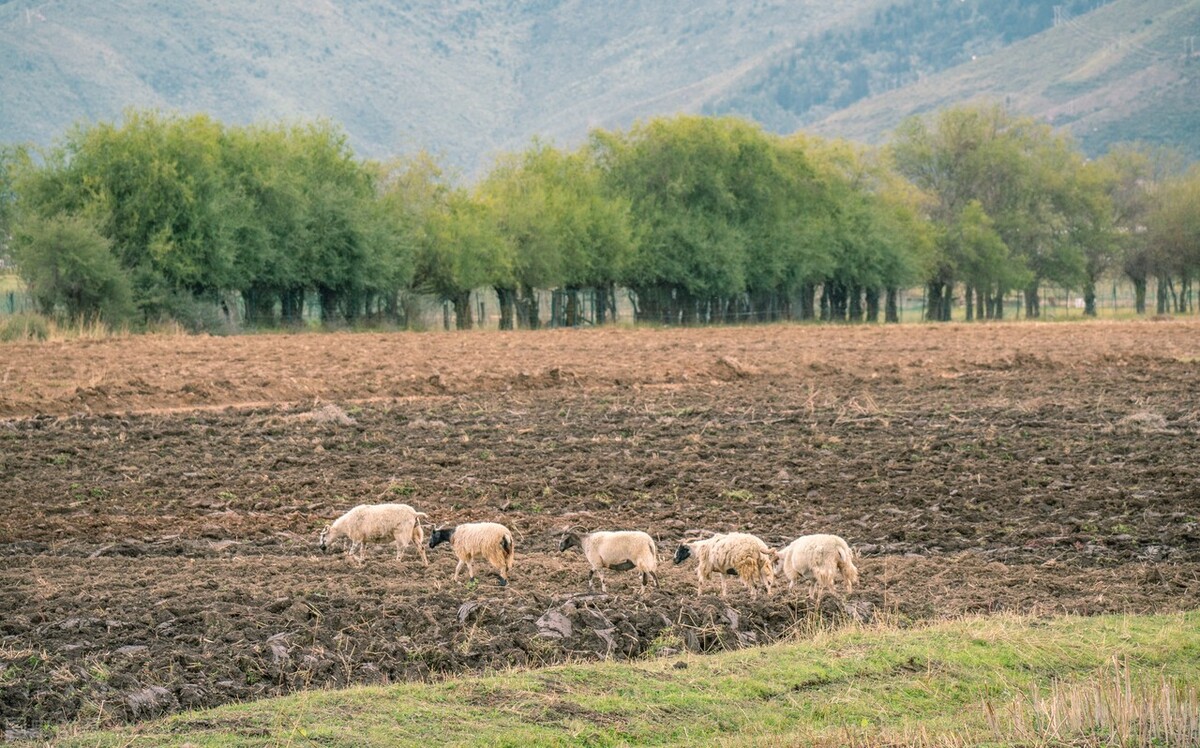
[4,105,1197,330]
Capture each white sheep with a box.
[318,503,429,566]
[558,530,659,593]
[674,532,775,599]
[428,522,515,586]
[774,533,858,600]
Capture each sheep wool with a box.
[774,533,858,600]
[676,532,775,599]
[559,530,658,593]
[429,522,515,586]
[319,503,429,566]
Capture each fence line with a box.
[0,274,1193,328]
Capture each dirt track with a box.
[2,320,1199,733]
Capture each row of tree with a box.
[1,105,1198,330]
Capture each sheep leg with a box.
[413,526,429,567]
[596,570,608,593]
[454,559,466,582]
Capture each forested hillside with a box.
[705,0,1112,131]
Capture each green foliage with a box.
[2,104,1192,332]
[416,187,511,328]
[1148,164,1200,285]
[9,213,133,323]
[892,103,1098,318]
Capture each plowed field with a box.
[3,321,1199,733]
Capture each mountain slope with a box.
[801,0,1200,157]
[0,0,883,170]
[2,0,1196,169]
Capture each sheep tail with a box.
[500,534,513,556]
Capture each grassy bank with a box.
[47,612,1200,747]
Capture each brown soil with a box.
[2,321,1199,733]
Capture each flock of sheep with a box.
[318,502,858,600]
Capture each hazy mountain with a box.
[798,0,1200,159]
[0,0,883,171]
[1,0,1196,171]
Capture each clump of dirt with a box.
[280,403,356,426]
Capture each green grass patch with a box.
[47,612,1200,747]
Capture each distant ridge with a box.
[1,0,1196,169]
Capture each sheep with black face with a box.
[558,530,658,593]
[428,521,515,586]
[674,532,774,599]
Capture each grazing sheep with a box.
[674,532,775,599]
[774,533,858,600]
[429,522,514,586]
[318,503,429,566]
[558,530,659,593]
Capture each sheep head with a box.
[673,543,692,565]
[428,526,455,549]
[558,532,583,553]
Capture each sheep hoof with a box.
[495,575,508,587]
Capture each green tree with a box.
[799,136,929,323]
[416,188,512,329]
[17,111,241,322]
[892,103,1091,320]
[10,213,133,323]
[482,141,632,328]
[593,116,770,324]
[1147,165,1200,314]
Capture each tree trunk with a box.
[1024,282,1041,319]
[318,287,339,324]
[865,287,880,323]
[1083,278,1097,317]
[1156,275,1170,315]
[925,281,942,322]
[496,286,516,330]
[520,285,540,329]
[964,286,975,322]
[848,284,864,322]
[1132,276,1147,314]
[885,287,899,323]
[453,291,473,330]
[799,283,816,321]
[565,288,580,327]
